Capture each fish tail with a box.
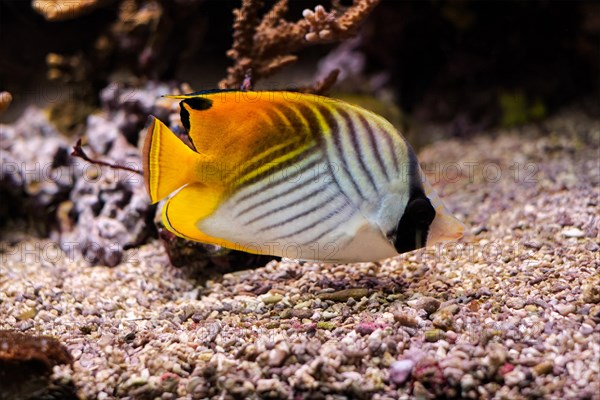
[143,116,200,204]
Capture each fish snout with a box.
[426,211,465,247]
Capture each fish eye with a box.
[407,198,435,226]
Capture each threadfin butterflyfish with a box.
[143,90,464,262]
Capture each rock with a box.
[555,303,576,316]
[460,374,476,390]
[412,358,445,394]
[0,107,77,229]
[393,311,419,327]
[506,298,525,309]
[317,321,336,330]
[0,331,74,399]
[425,329,445,342]
[486,343,508,368]
[355,322,386,335]
[256,378,284,393]
[407,296,441,315]
[261,294,283,304]
[561,227,585,238]
[533,361,554,375]
[504,369,526,387]
[431,305,459,330]
[268,342,290,367]
[389,359,414,385]
[445,330,458,343]
[322,311,338,320]
[158,227,276,276]
[412,381,434,399]
[59,112,152,266]
[186,377,205,395]
[86,113,121,154]
[582,279,600,304]
[318,288,369,302]
[589,305,600,323]
[291,309,313,319]
[579,324,594,336]
[499,363,515,376]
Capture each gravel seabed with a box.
[1,110,599,399]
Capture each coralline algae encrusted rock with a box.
[58,82,180,266]
[60,114,152,267]
[0,106,75,231]
[0,82,179,266]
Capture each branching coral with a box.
[220,0,380,89]
[298,68,340,95]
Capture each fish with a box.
[142,90,464,263]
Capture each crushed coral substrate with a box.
[1,110,598,399]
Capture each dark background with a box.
[1,0,599,134]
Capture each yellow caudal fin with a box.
[142,116,200,204]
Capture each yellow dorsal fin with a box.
[142,116,200,204]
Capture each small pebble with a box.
[424,329,445,342]
[504,369,526,387]
[389,359,414,385]
[506,298,525,309]
[579,323,594,336]
[261,294,283,304]
[355,322,382,335]
[317,321,335,330]
[256,379,281,392]
[461,374,476,390]
[407,296,441,315]
[561,227,585,238]
[393,311,419,327]
[556,303,576,316]
[533,361,554,376]
[432,306,458,330]
[318,288,369,302]
[582,281,600,304]
[268,344,289,367]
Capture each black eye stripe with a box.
[393,194,436,254]
[407,198,435,225]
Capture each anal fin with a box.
[162,183,261,254]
